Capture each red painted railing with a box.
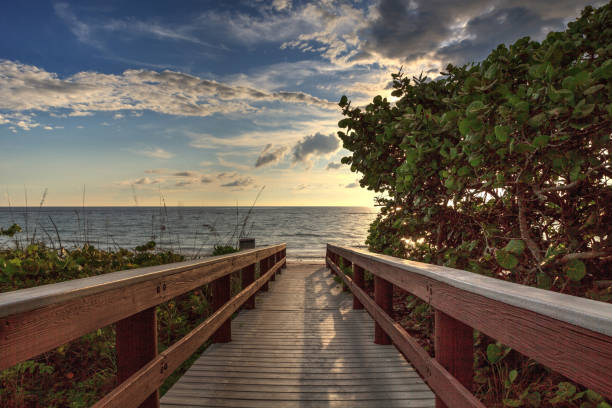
[326,244,612,408]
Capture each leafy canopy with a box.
[338,3,611,292]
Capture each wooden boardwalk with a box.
[161,263,435,408]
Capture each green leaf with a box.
[487,343,501,363]
[457,166,471,177]
[532,134,549,148]
[583,84,605,95]
[527,113,546,128]
[458,119,470,136]
[528,63,545,79]
[485,63,498,80]
[496,250,518,269]
[469,155,482,167]
[509,369,518,383]
[504,239,525,255]
[553,382,577,402]
[466,100,486,115]
[593,59,612,80]
[339,95,348,107]
[565,259,586,281]
[572,102,595,119]
[495,125,510,142]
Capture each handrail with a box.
[326,243,612,407]
[0,244,287,408]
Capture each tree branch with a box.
[517,190,542,263]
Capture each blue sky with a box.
[0,0,596,206]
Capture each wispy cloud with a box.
[53,2,100,47]
[136,147,175,159]
[134,177,161,185]
[255,144,287,168]
[220,176,255,188]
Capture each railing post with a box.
[342,258,351,292]
[282,248,286,269]
[239,239,256,309]
[374,276,392,345]
[242,263,256,309]
[271,253,276,281]
[330,253,337,275]
[353,264,364,310]
[116,307,159,408]
[435,310,474,408]
[212,275,231,343]
[260,256,269,292]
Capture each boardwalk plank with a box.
[161,263,435,408]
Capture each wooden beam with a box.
[374,276,392,345]
[352,264,364,310]
[435,311,473,408]
[93,256,284,408]
[242,264,255,310]
[0,244,285,318]
[0,245,286,370]
[260,257,270,292]
[116,307,159,408]
[212,275,231,343]
[327,245,612,399]
[342,258,351,292]
[327,257,483,408]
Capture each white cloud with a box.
[113,113,124,119]
[0,112,40,131]
[69,111,94,117]
[272,0,292,11]
[0,60,335,120]
[136,147,175,159]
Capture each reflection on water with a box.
[0,207,378,260]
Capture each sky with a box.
[0,0,598,206]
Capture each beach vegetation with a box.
[338,3,611,406]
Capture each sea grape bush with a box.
[338,3,611,407]
[338,3,611,296]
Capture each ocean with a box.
[0,207,378,261]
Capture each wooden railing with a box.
[326,244,612,408]
[0,244,287,408]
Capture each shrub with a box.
[337,3,611,406]
[338,3,611,297]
